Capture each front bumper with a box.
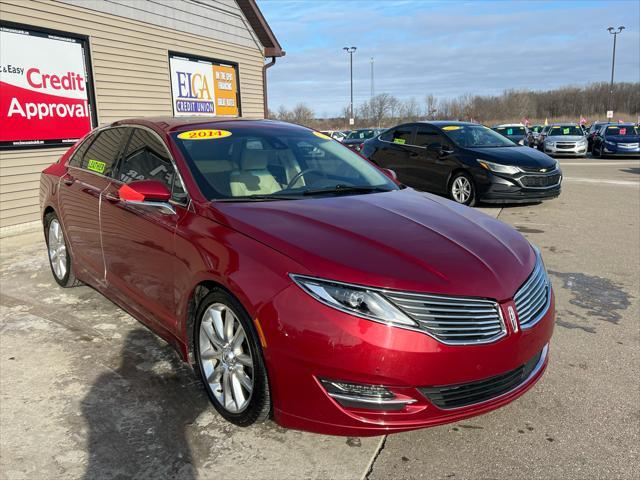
[260,284,555,436]
[543,143,587,156]
[478,171,562,204]
[602,144,640,156]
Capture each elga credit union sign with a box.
[0,23,96,149]
[169,52,240,117]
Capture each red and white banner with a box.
[0,24,95,149]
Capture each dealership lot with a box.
[1,157,638,479]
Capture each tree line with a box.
[269,82,639,130]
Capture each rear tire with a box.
[44,212,82,288]
[194,289,271,426]
[449,172,477,206]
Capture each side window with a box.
[68,134,96,168]
[415,128,453,150]
[117,128,187,203]
[381,126,414,145]
[80,128,128,176]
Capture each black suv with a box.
[360,121,561,205]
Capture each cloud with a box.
[259,0,640,116]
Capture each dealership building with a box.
[0,0,284,235]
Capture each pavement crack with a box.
[362,435,387,480]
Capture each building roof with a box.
[236,0,285,57]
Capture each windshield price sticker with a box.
[177,129,232,140]
[562,128,570,135]
[620,128,627,135]
[87,159,106,174]
[393,138,406,144]
[313,131,330,140]
[507,128,513,135]
[442,126,461,131]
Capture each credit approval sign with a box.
[169,52,240,118]
[0,23,95,149]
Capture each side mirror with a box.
[426,143,443,155]
[117,180,175,214]
[382,168,398,181]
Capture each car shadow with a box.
[478,201,543,209]
[81,328,209,479]
[620,168,640,175]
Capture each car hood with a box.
[465,146,556,168]
[211,188,535,300]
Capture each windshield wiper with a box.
[302,185,394,196]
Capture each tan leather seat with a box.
[196,160,234,197]
[230,150,282,196]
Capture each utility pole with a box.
[343,46,357,126]
[607,26,625,113]
[370,57,374,101]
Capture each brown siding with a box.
[0,0,266,231]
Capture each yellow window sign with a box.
[313,131,331,140]
[563,128,570,134]
[87,159,106,174]
[393,138,406,144]
[177,129,232,140]
[442,126,461,131]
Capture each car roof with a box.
[420,121,477,127]
[494,123,525,127]
[109,116,292,133]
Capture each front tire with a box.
[194,290,271,426]
[44,212,81,287]
[449,172,477,206]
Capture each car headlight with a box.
[477,159,521,175]
[518,139,525,145]
[290,275,416,327]
[605,140,616,146]
[545,141,555,147]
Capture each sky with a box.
[258,0,640,117]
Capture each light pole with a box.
[607,26,625,113]
[343,46,357,125]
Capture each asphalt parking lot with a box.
[1,156,638,480]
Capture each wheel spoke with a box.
[200,348,221,361]
[236,369,253,393]
[230,371,246,409]
[230,328,245,351]
[224,309,235,342]
[223,370,233,410]
[209,307,226,344]
[207,364,224,383]
[236,353,252,367]
[202,321,224,351]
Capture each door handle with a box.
[104,192,120,203]
[62,174,75,186]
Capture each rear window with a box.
[495,126,526,136]
[347,130,376,140]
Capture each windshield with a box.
[605,125,638,137]
[172,125,397,201]
[494,126,526,136]
[548,126,583,136]
[442,125,516,148]
[347,129,376,140]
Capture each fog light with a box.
[319,378,416,411]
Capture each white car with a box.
[320,130,347,142]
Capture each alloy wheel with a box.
[48,219,67,280]
[452,176,472,204]
[198,303,254,413]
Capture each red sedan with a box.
[40,117,554,436]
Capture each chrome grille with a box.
[384,292,505,345]
[514,255,550,329]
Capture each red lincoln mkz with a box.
[40,117,554,436]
